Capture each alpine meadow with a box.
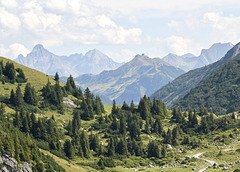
[1,1,240,172]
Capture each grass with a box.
[0,56,63,97]
[40,149,87,172]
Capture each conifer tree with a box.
[122,101,129,111]
[145,117,150,134]
[24,83,33,104]
[15,85,24,107]
[111,100,118,115]
[10,89,16,106]
[107,137,115,156]
[147,140,160,158]
[119,116,127,136]
[55,72,59,82]
[161,145,167,158]
[80,131,90,158]
[0,103,5,115]
[0,60,3,77]
[152,117,163,135]
[164,128,172,144]
[81,99,91,120]
[64,139,75,159]
[116,137,128,155]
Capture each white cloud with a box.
[0,0,18,9]
[203,12,240,44]
[107,49,136,63]
[156,36,202,56]
[0,7,21,30]
[0,43,30,60]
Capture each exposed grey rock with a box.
[166,144,173,150]
[162,43,233,72]
[63,97,77,109]
[15,44,122,77]
[75,54,184,104]
[0,152,32,172]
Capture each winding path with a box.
[192,152,217,172]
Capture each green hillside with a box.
[0,56,62,97]
[2,55,240,172]
[174,54,240,115]
[75,54,185,105]
[151,42,240,108]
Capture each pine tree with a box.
[10,89,16,106]
[116,137,128,155]
[122,101,129,111]
[64,140,75,159]
[81,99,91,120]
[145,117,150,134]
[80,131,90,158]
[152,117,163,135]
[24,83,34,104]
[119,116,127,136]
[72,110,81,134]
[0,103,5,115]
[54,72,59,82]
[161,145,167,158]
[164,128,172,144]
[147,140,160,158]
[107,137,115,156]
[0,60,3,77]
[111,100,118,115]
[15,85,24,106]
[130,100,135,112]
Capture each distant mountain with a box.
[162,43,233,71]
[174,53,240,115]
[74,54,185,105]
[15,44,122,77]
[151,42,240,108]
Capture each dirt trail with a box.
[192,152,217,172]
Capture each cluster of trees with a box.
[42,74,105,117]
[0,113,64,171]
[0,61,27,84]
[13,110,61,151]
[10,84,38,107]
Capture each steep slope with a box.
[174,54,240,115]
[0,55,58,96]
[162,43,233,71]
[151,42,240,108]
[74,54,185,104]
[15,44,122,77]
[162,53,197,71]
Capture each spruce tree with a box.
[119,116,127,136]
[15,85,24,107]
[24,83,34,104]
[64,140,75,159]
[54,72,59,82]
[80,131,90,158]
[10,89,16,106]
[107,137,115,156]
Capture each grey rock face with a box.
[15,44,122,77]
[74,54,185,105]
[0,152,32,172]
[162,43,233,71]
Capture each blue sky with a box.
[1,0,240,62]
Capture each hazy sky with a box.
[1,0,240,62]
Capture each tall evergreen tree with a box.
[64,140,75,159]
[55,72,59,82]
[15,85,24,107]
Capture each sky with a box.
[1,0,240,63]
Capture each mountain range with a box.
[15,44,122,77]
[74,54,185,105]
[151,42,240,108]
[162,43,233,71]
